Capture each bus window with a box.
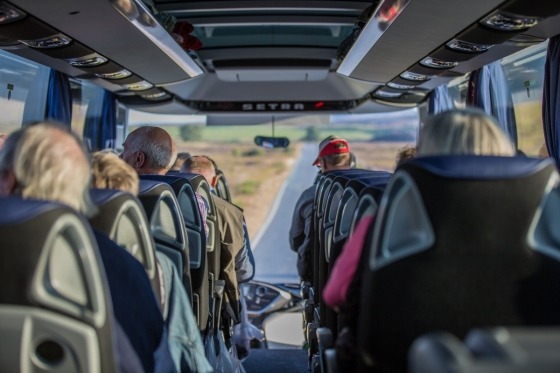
[502,41,548,156]
[0,50,49,134]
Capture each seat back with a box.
[177,173,222,295]
[138,180,192,300]
[215,169,232,202]
[349,185,385,236]
[357,156,560,372]
[89,189,161,303]
[0,196,116,373]
[313,170,367,292]
[331,172,392,262]
[323,173,391,334]
[140,174,210,332]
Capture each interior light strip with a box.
[337,0,412,76]
[109,0,203,78]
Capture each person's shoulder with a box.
[92,229,145,272]
[214,195,244,220]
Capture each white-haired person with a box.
[0,122,172,373]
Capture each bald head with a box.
[121,126,177,175]
[181,155,217,187]
[0,122,94,215]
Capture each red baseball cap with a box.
[312,138,350,166]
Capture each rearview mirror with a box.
[254,136,290,149]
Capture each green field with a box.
[160,124,402,144]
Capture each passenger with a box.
[395,144,417,167]
[289,135,352,283]
[416,108,515,156]
[323,108,515,371]
[120,126,209,238]
[120,125,177,175]
[192,155,255,283]
[181,155,253,320]
[91,150,139,194]
[0,123,170,373]
[92,149,212,373]
[169,151,192,171]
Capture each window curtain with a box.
[84,90,117,151]
[466,60,518,148]
[428,84,454,115]
[45,69,72,127]
[542,35,560,167]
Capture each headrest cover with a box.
[404,155,554,180]
[0,196,66,225]
[90,188,127,206]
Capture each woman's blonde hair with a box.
[91,151,139,195]
[417,108,516,156]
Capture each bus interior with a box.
[2,0,560,372]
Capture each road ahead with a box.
[252,143,318,283]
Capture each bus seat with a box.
[215,169,232,202]
[138,179,192,301]
[357,155,560,372]
[0,196,116,373]
[323,173,390,339]
[409,327,560,373]
[89,188,162,307]
[175,172,221,287]
[139,174,210,332]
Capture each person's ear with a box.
[0,169,17,196]
[320,158,327,172]
[210,174,218,188]
[134,151,146,169]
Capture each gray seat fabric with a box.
[89,188,162,306]
[137,179,192,302]
[0,196,116,373]
[139,174,211,332]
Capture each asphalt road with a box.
[252,143,318,284]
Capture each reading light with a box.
[446,39,493,53]
[387,82,415,90]
[123,81,153,91]
[141,91,168,100]
[420,57,459,69]
[481,12,539,31]
[400,71,431,82]
[67,53,109,67]
[96,69,132,79]
[374,90,402,99]
[0,2,26,24]
[21,33,72,49]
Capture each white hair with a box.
[0,123,95,215]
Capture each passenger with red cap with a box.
[289,135,352,282]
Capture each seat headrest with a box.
[0,196,66,225]
[90,188,130,206]
[405,155,554,179]
[139,179,168,195]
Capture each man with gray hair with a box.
[120,125,177,175]
[0,122,172,373]
[181,155,254,320]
